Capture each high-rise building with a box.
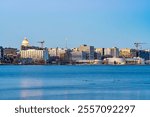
[104,47,119,58]
[48,48,71,63]
[120,48,137,58]
[71,51,87,61]
[138,50,150,60]
[111,47,119,58]
[78,44,94,60]
[20,49,49,61]
[20,38,49,63]
[104,48,112,56]
[48,48,67,57]
[95,48,105,56]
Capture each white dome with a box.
[22,37,29,46]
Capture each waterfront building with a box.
[20,58,33,64]
[94,52,101,60]
[48,48,71,63]
[4,48,18,57]
[0,46,4,63]
[95,48,105,56]
[120,48,150,60]
[21,37,44,50]
[78,44,94,60]
[104,58,126,65]
[120,48,137,58]
[103,57,145,65]
[104,48,112,56]
[104,47,119,58]
[71,48,79,52]
[111,47,119,58]
[71,51,87,61]
[70,45,101,64]
[20,38,49,63]
[145,50,150,64]
[75,59,102,64]
[20,48,49,62]
[48,48,67,57]
[2,47,18,64]
[125,57,145,65]
[48,48,57,57]
[138,50,150,60]
[0,46,3,59]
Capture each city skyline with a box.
[1,37,150,65]
[0,37,149,51]
[0,0,150,49]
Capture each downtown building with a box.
[78,44,95,60]
[3,47,18,64]
[20,37,49,64]
[71,49,87,62]
[0,46,4,63]
[0,46,3,58]
[120,48,137,58]
[48,48,71,64]
[120,48,150,63]
[104,47,119,58]
[96,47,119,58]
[138,50,150,60]
[0,46,19,64]
[48,45,97,64]
[3,47,18,57]
[95,48,105,56]
[48,48,67,57]
[70,45,102,64]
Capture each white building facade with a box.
[78,45,95,60]
[20,49,49,61]
[104,47,119,57]
[71,51,87,61]
[48,48,67,57]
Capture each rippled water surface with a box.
[0,65,150,100]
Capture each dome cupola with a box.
[22,37,29,46]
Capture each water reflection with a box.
[0,65,150,100]
[20,79,43,99]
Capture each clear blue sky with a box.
[0,0,150,49]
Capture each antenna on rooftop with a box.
[134,42,146,50]
[38,41,45,48]
[134,42,147,57]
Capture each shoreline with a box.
[0,64,149,66]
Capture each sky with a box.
[0,0,150,49]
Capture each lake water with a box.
[0,65,150,100]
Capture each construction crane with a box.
[38,41,45,48]
[134,42,146,50]
[134,42,146,57]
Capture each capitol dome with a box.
[22,37,29,46]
